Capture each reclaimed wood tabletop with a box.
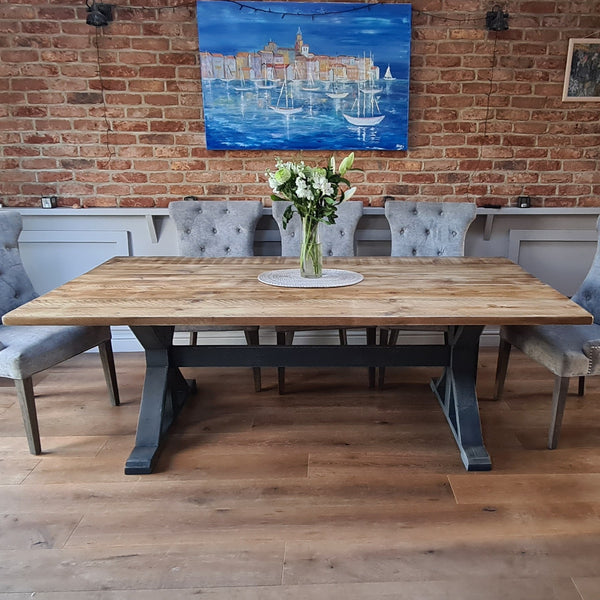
[2,256,592,328]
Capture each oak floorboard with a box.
[0,578,584,600]
[0,349,600,595]
[574,577,600,600]
[0,543,284,593]
[449,473,600,505]
[281,535,600,584]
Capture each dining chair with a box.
[0,211,120,455]
[272,200,375,393]
[168,199,264,392]
[378,200,477,388]
[494,217,600,449]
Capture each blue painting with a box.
[196,1,412,151]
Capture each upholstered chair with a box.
[272,201,375,393]
[379,200,477,388]
[0,211,119,455]
[494,217,600,449]
[168,200,263,392]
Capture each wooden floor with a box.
[1,347,600,598]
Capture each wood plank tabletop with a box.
[2,256,593,328]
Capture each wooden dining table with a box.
[2,256,592,474]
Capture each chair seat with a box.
[501,323,600,378]
[0,325,112,380]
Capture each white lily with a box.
[339,152,355,176]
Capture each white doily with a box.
[258,269,363,288]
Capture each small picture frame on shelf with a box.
[41,196,57,209]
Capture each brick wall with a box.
[1,0,599,209]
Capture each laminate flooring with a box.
[1,347,599,599]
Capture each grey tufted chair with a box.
[272,201,375,393]
[169,200,263,392]
[0,211,119,455]
[494,216,600,449]
[379,200,477,388]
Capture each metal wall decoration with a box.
[562,38,600,102]
[196,1,412,150]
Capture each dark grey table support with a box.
[125,324,489,474]
[430,325,490,471]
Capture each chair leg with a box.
[98,340,120,407]
[378,328,399,390]
[378,328,389,390]
[493,338,512,401]
[366,326,376,388]
[14,377,41,455]
[243,329,261,393]
[548,376,570,450]
[578,375,585,397]
[276,330,289,395]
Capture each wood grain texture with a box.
[1,350,600,597]
[2,256,592,327]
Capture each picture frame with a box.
[196,1,412,151]
[562,38,600,101]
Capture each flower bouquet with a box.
[267,153,357,278]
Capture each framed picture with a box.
[562,38,600,101]
[196,1,412,151]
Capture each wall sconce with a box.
[86,0,114,27]
[486,5,509,31]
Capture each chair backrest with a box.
[0,211,38,319]
[169,200,263,258]
[384,200,476,257]
[272,201,363,257]
[571,216,600,323]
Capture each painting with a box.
[562,38,600,101]
[196,1,412,150]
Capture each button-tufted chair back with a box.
[169,200,263,258]
[0,211,38,318]
[384,200,476,257]
[571,216,600,323]
[272,201,363,257]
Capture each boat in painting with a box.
[383,65,395,80]
[270,76,303,115]
[343,80,385,126]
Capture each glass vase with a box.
[300,216,323,278]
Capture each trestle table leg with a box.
[125,326,194,474]
[430,325,491,471]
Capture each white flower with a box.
[295,176,314,200]
[312,172,334,197]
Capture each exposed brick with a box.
[0,1,598,208]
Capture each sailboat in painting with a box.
[255,63,276,90]
[302,72,319,92]
[232,70,248,92]
[269,76,302,115]
[326,69,349,99]
[383,65,395,80]
[343,80,385,126]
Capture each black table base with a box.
[125,325,489,474]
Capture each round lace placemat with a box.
[258,269,363,288]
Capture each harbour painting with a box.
[196,1,412,151]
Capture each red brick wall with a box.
[1,0,599,208]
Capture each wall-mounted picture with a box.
[562,38,600,101]
[196,1,412,151]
